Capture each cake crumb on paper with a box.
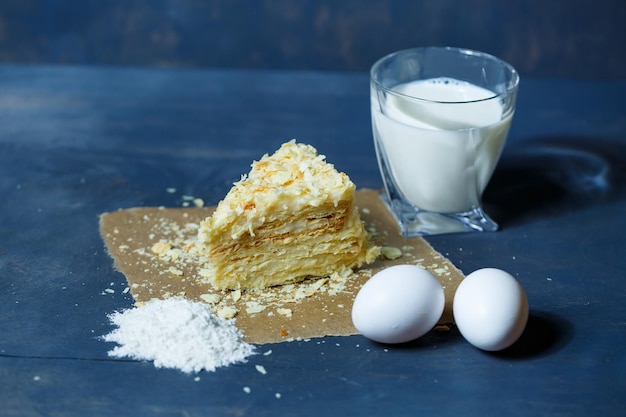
[381,246,403,260]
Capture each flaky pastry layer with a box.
[197,140,380,289]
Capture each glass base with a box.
[380,192,498,237]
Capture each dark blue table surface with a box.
[1,64,625,417]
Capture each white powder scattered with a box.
[102,298,256,373]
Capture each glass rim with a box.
[370,46,520,105]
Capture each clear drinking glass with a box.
[370,47,519,236]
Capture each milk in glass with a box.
[372,77,512,214]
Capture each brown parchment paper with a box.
[99,189,465,344]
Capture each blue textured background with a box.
[0,0,624,79]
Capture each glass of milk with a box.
[371,47,519,236]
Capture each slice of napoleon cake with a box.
[197,140,380,290]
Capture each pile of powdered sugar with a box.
[102,297,256,373]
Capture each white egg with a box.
[453,268,528,351]
[351,265,445,344]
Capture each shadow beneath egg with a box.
[369,310,573,358]
[369,324,462,350]
[488,310,574,360]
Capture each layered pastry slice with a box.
[197,140,380,290]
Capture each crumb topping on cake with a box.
[199,139,354,241]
